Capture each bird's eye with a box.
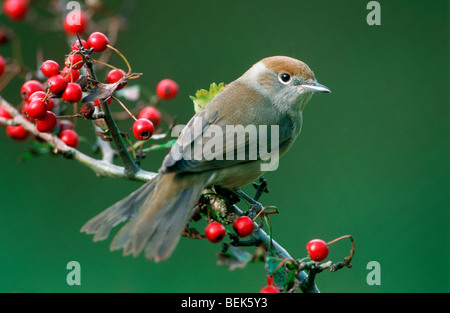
[278,73,292,85]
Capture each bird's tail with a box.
[81,172,211,262]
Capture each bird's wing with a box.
[160,82,296,174]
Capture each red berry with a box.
[26,99,47,120]
[58,120,74,133]
[3,0,29,22]
[65,53,83,70]
[62,83,82,102]
[21,105,34,122]
[27,91,46,102]
[306,239,329,262]
[106,69,125,83]
[204,221,226,244]
[35,111,57,132]
[61,67,80,83]
[47,75,67,94]
[6,125,29,141]
[156,79,179,100]
[232,216,255,238]
[71,39,90,51]
[63,10,87,35]
[0,55,6,77]
[0,106,13,122]
[28,91,55,111]
[106,68,127,90]
[259,285,280,293]
[132,118,154,141]
[87,32,109,52]
[59,129,79,148]
[46,98,55,111]
[40,60,60,78]
[138,106,161,128]
[21,80,44,102]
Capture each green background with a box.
[0,0,448,292]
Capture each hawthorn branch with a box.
[81,49,140,177]
[0,96,155,182]
[0,116,16,126]
[95,126,116,163]
[100,100,140,176]
[230,203,320,293]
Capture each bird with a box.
[81,56,331,262]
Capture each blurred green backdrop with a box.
[0,0,448,292]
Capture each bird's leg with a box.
[212,178,270,219]
[211,185,241,205]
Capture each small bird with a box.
[81,56,331,262]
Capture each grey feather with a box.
[81,176,159,241]
[160,82,298,175]
[108,172,211,261]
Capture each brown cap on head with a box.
[261,56,316,81]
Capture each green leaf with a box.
[18,141,52,162]
[190,82,226,113]
[265,254,298,291]
[265,255,280,275]
[217,246,254,270]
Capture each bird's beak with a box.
[302,82,331,93]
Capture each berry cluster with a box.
[1,0,180,145]
[131,79,178,140]
[204,215,255,244]
[1,27,179,145]
[12,33,109,140]
[2,0,180,144]
[11,31,98,142]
